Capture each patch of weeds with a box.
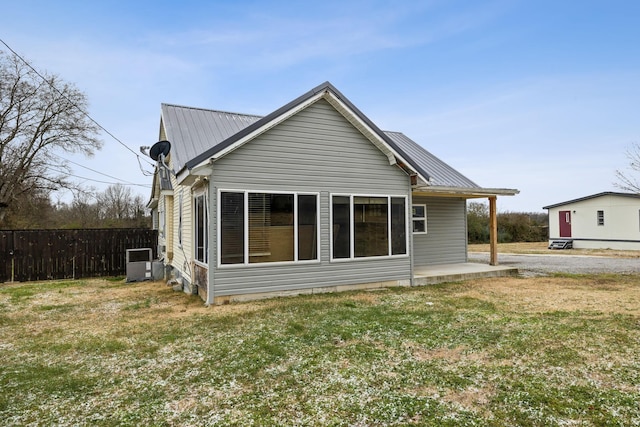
[105,276,125,282]
[75,337,129,353]
[123,297,156,310]
[445,295,497,312]
[0,286,38,303]
[37,303,75,313]
[286,320,306,334]
[48,341,75,353]
[493,376,640,426]
[550,272,588,279]
[0,281,80,303]
[539,343,583,366]
[0,312,13,326]
[1,363,96,397]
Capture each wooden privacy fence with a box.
[0,229,158,282]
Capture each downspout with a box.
[206,182,215,306]
[408,177,415,286]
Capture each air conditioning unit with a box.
[126,248,153,282]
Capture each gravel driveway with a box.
[468,252,640,276]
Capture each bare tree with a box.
[615,142,640,193]
[96,184,149,226]
[0,49,102,222]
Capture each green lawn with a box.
[1,275,639,426]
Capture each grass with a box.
[1,276,639,426]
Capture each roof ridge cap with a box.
[162,103,264,118]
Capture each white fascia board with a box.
[146,197,158,209]
[176,165,213,186]
[414,185,520,197]
[322,92,428,183]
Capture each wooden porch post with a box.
[489,196,498,266]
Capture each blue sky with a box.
[2,0,639,212]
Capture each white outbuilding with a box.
[543,192,640,250]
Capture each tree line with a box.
[1,183,150,229]
[467,202,548,244]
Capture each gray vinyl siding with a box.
[210,99,411,297]
[412,196,467,267]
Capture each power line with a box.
[0,37,157,176]
[46,164,151,188]
[52,154,152,187]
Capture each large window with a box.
[331,195,407,260]
[194,191,208,264]
[219,191,318,266]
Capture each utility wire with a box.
[0,37,157,176]
[47,164,151,188]
[52,154,152,187]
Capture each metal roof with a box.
[160,82,493,191]
[161,103,262,172]
[543,191,640,210]
[384,131,479,188]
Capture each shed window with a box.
[331,195,407,260]
[412,204,427,234]
[219,191,318,266]
[597,210,604,226]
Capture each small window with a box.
[597,210,604,226]
[178,191,183,247]
[194,191,208,264]
[412,204,427,234]
[159,208,165,238]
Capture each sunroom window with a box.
[331,195,407,260]
[220,191,318,265]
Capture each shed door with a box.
[559,210,572,237]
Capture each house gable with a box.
[211,98,410,193]
[210,98,413,298]
[179,82,428,186]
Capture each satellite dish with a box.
[149,140,171,161]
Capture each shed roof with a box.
[543,191,640,209]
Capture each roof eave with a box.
[543,191,640,210]
[414,185,520,198]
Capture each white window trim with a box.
[193,188,209,267]
[330,193,409,262]
[217,189,321,268]
[159,207,165,238]
[412,203,427,234]
[178,190,183,248]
